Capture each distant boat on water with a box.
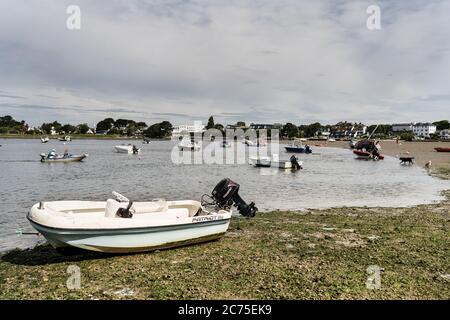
[41,137,49,143]
[58,136,71,142]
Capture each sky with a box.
[0,0,449,127]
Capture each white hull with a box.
[114,145,140,154]
[28,200,231,253]
[178,142,200,151]
[250,156,302,169]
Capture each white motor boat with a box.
[40,137,50,143]
[115,144,140,154]
[249,154,303,169]
[27,178,257,253]
[58,136,71,142]
[178,139,200,151]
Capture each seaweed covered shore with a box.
[1,188,449,300]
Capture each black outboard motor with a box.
[210,178,257,217]
[290,155,302,170]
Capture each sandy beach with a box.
[320,140,450,169]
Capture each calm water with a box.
[1,138,449,252]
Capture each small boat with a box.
[244,139,267,147]
[41,137,50,143]
[221,141,231,148]
[353,150,384,160]
[284,139,312,153]
[143,138,150,144]
[435,147,450,152]
[115,144,141,154]
[178,139,200,151]
[327,138,336,142]
[249,154,303,169]
[27,178,257,253]
[40,152,87,163]
[58,136,71,142]
[349,140,357,149]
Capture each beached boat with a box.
[41,137,50,143]
[58,136,71,142]
[115,145,140,154]
[40,152,87,163]
[27,178,257,253]
[178,139,200,151]
[284,139,312,153]
[434,147,450,152]
[353,150,384,160]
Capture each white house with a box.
[392,123,414,132]
[440,129,450,139]
[171,121,206,138]
[412,123,437,138]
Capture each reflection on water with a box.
[0,138,449,252]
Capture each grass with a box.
[1,191,449,300]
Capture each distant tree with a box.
[400,132,415,141]
[281,123,298,138]
[144,121,173,138]
[236,121,246,127]
[77,123,90,134]
[41,121,62,134]
[206,116,215,130]
[107,127,120,135]
[135,121,148,130]
[433,120,450,131]
[159,121,173,136]
[0,115,21,128]
[61,124,76,134]
[96,118,114,132]
[304,122,322,137]
[114,119,130,128]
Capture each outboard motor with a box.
[132,145,139,154]
[290,155,302,170]
[209,178,257,217]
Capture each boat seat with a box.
[132,201,169,214]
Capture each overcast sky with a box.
[0,0,449,127]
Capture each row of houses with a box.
[392,122,438,138]
[171,121,449,139]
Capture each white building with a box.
[412,123,437,138]
[172,121,206,138]
[392,123,414,132]
[440,129,450,139]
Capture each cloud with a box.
[0,0,449,126]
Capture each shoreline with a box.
[0,140,448,299]
[1,175,448,299]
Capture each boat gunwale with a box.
[27,211,231,234]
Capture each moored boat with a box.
[41,137,50,143]
[249,154,303,169]
[40,151,87,163]
[58,136,71,142]
[115,144,140,154]
[284,139,312,153]
[434,147,450,152]
[178,139,200,151]
[27,178,257,253]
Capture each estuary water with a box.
[0,138,449,252]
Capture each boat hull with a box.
[41,155,87,163]
[435,147,450,152]
[353,150,384,160]
[284,146,311,153]
[28,214,230,253]
[115,146,140,154]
